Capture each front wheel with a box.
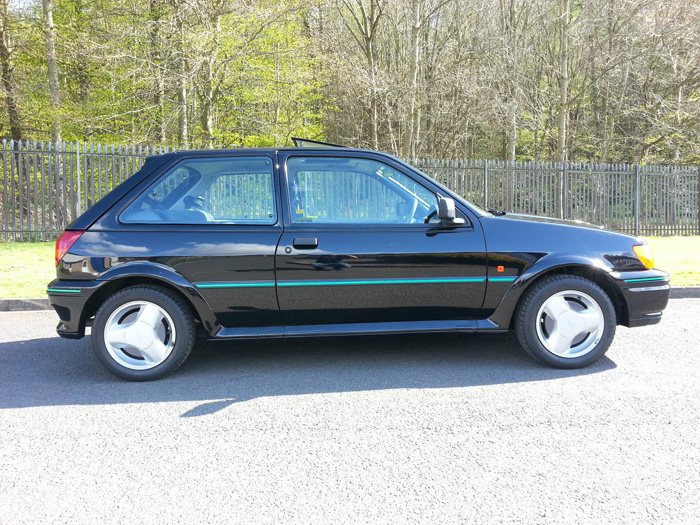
[91,286,195,381]
[515,275,616,368]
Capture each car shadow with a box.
[0,332,616,414]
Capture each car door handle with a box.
[293,237,318,249]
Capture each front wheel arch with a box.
[488,265,627,331]
[516,266,626,327]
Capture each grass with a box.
[1,236,698,299]
[646,236,700,287]
[0,241,56,299]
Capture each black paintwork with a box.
[48,147,671,340]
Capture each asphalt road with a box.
[1,300,698,524]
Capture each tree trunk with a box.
[200,56,214,149]
[149,0,166,144]
[176,11,188,148]
[42,0,61,145]
[199,13,221,150]
[178,73,188,148]
[361,2,380,150]
[404,0,422,158]
[501,0,519,162]
[340,0,383,150]
[506,120,516,162]
[0,0,21,141]
[368,46,379,150]
[556,0,569,163]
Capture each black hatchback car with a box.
[48,143,670,380]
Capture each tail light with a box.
[55,230,85,266]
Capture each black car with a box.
[48,142,670,381]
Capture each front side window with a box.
[121,156,276,225]
[286,157,438,225]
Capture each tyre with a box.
[515,275,616,369]
[91,286,195,381]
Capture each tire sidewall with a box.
[91,286,194,381]
[516,276,616,369]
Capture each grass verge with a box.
[0,242,55,299]
[646,236,700,287]
[1,236,698,299]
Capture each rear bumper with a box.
[612,269,671,327]
[47,279,102,338]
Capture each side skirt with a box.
[212,319,508,340]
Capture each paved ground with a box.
[1,300,698,524]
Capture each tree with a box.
[0,0,698,163]
[338,0,385,150]
[0,0,22,141]
[42,0,61,144]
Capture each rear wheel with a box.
[515,275,616,368]
[91,286,195,381]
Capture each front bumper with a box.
[47,279,103,338]
[612,269,671,327]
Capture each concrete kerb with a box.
[0,298,51,312]
[2,287,699,312]
[669,286,700,299]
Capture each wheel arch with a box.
[81,262,220,337]
[487,260,628,329]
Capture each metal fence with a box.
[412,158,699,236]
[1,139,698,241]
[1,140,173,241]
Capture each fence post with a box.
[10,140,16,241]
[484,160,489,209]
[76,141,81,215]
[1,140,6,241]
[558,162,565,219]
[634,164,641,236]
[18,140,24,238]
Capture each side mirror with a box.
[437,196,466,226]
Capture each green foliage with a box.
[0,0,698,163]
[1,0,327,148]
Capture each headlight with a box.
[633,244,654,269]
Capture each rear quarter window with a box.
[120,156,276,225]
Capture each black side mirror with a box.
[438,196,466,226]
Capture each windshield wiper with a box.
[487,208,506,216]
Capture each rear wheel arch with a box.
[91,285,196,380]
[81,276,213,336]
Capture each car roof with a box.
[144,146,398,163]
[152,146,367,155]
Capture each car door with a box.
[275,151,487,329]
